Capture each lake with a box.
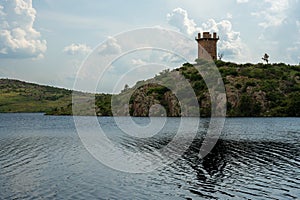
[0,113,299,199]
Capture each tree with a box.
[121,84,129,92]
[262,53,269,64]
[218,52,224,60]
[287,92,300,116]
[238,94,261,116]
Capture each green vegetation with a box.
[0,79,112,115]
[0,79,72,113]
[118,61,300,117]
[0,61,299,117]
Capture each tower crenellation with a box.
[195,32,219,60]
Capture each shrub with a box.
[193,80,206,91]
[215,60,226,67]
[235,83,242,89]
[219,67,238,77]
[238,94,261,116]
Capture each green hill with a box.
[0,79,112,115]
[0,79,72,113]
[0,61,299,117]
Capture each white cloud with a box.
[131,59,147,66]
[160,52,185,64]
[0,0,47,59]
[248,0,299,63]
[167,7,197,36]
[252,0,289,28]
[167,8,247,60]
[226,13,233,19]
[286,42,300,63]
[98,36,122,55]
[202,19,248,59]
[63,43,92,56]
[236,0,249,3]
[0,5,5,16]
[296,20,300,29]
[286,20,300,63]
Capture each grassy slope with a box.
[0,79,112,115]
[0,79,72,113]
[0,61,299,116]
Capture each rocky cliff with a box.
[113,61,300,117]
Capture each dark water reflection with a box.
[171,139,300,199]
[0,114,299,199]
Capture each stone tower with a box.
[195,32,219,60]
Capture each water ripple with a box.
[0,115,299,199]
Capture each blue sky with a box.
[0,0,299,92]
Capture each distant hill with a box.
[0,79,111,115]
[0,79,72,113]
[0,61,299,117]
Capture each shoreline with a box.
[0,112,299,118]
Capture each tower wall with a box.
[195,32,219,60]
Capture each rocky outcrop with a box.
[116,62,300,117]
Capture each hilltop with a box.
[0,61,299,117]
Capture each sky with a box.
[0,0,299,92]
